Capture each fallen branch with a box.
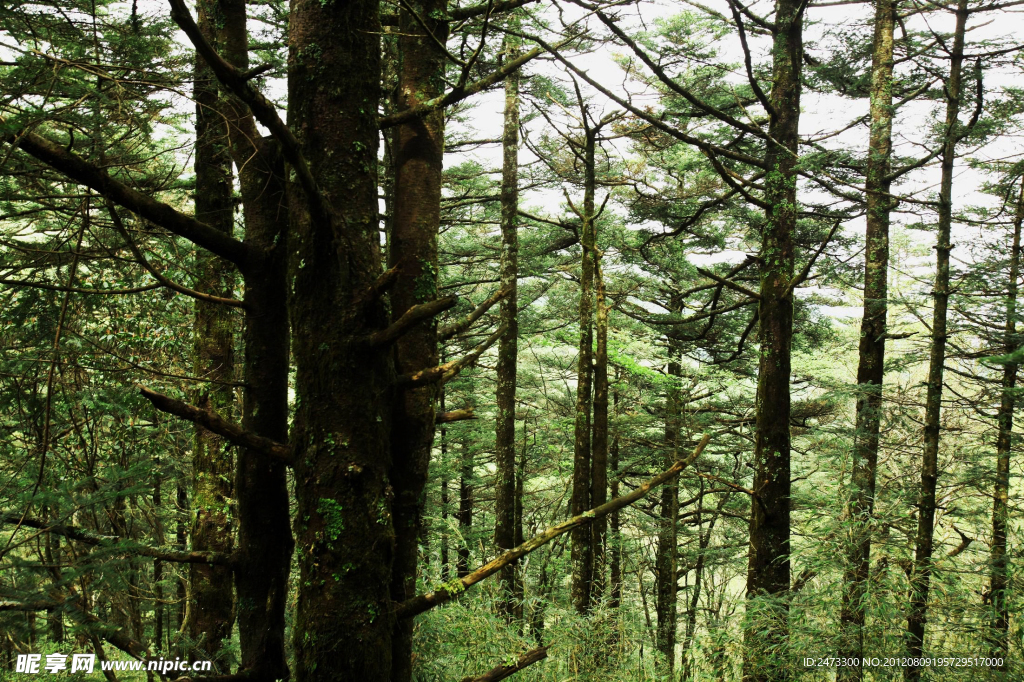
[438,287,510,342]
[395,433,711,619]
[369,296,458,346]
[397,324,507,387]
[460,646,550,682]
[139,387,292,463]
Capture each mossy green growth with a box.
[317,498,345,541]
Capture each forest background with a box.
[0,0,1023,680]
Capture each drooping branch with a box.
[106,202,246,309]
[166,0,330,228]
[460,647,550,682]
[394,433,711,619]
[448,0,540,20]
[438,287,511,341]
[368,296,458,346]
[783,219,842,299]
[0,512,234,565]
[139,387,292,463]
[397,324,508,387]
[436,408,476,424]
[1,128,253,269]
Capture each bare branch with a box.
[460,647,550,682]
[438,287,511,341]
[139,387,292,463]
[436,408,477,424]
[394,434,711,619]
[368,296,458,346]
[696,267,761,300]
[397,324,508,387]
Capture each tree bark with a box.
[839,1,895,677]
[389,3,449,680]
[494,29,522,623]
[287,1,393,679]
[655,357,681,676]
[905,3,967,678]
[458,442,474,579]
[591,257,609,606]
[743,0,802,676]
[571,122,597,615]
[187,1,237,656]
[988,175,1023,667]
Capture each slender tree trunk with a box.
[389,3,449,680]
[839,1,896,677]
[988,176,1023,667]
[458,442,474,578]
[216,3,294,677]
[591,257,609,606]
[288,2,393,679]
[176,481,187,637]
[744,0,802,676]
[610,384,622,613]
[656,357,681,676]
[494,31,522,623]
[905,4,967,677]
[440,387,451,580]
[153,462,163,652]
[187,2,237,655]
[571,126,597,615]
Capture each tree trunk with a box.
[839,1,895,677]
[571,124,597,615]
[214,2,294,677]
[610,382,622,612]
[389,3,449,680]
[656,357,681,676]
[494,30,522,623]
[743,0,802,676]
[458,442,474,578]
[591,257,609,606]
[988,176,1023,667]
[905,3,967,678]
[287,1,393,679]
[187,1,237,656]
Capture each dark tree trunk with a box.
[839,1,896,677]
[458,443,474,578]
[389,3,449,680]
[187,1,237,656]
[655,358,681,676]
[743,0,802,676]
[287,1,393,679]
[989,177,1023,668]
[211,3,295,677]
[905,3,967,677]
[609,384,622,613]
[570,124,597,615]
[494,29,522,623]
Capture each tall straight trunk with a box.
[839,0,896,676]
[609,384,622,612]
[989,176,1023,666]
[744,0,802,677]
[153,458,164,651]
[187,1,236,655]
[494,31,522,622]
[905,3,967,677]
[570,126,597,615]
[213,2,294,677]
[440,387,451,579]
[591,258,609,605]
[288,1,392,679]
[655,357,681,676]
[458,443,474,578]
[389,3,448,680]
[176,479,187,636]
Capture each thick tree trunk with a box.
[494,32,522,623]
[988,176,1023,666]
[743,0,802,677]
[389,3,448,680]
[838,1,895,677]
[571,126,597,615]
[187,2,236,656]
[655,358,681,676]
[214,3,294,677]
[905,3,967,678]
[287,2,393,679]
